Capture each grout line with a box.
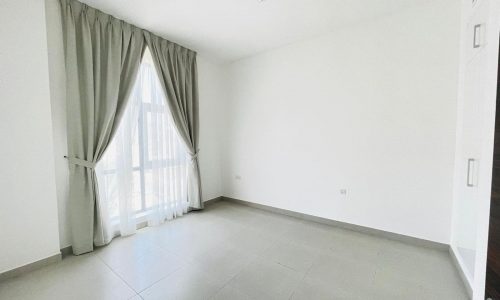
[276,262,299,272]
[208,254,256,297]
[134,263,185,294]
[95,246,185,294]
[208,276,234,299]
[95,254,140,296]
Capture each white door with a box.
[453,43,486,280]
[451,0,500,298]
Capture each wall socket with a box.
[340,189,347,195]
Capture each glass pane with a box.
[144,169,155,210]
[104,173,119,218]
[104,141,117,170]
[132,170,142,212]
[146,112,154,160]
[96,46,189,224]
[132,122,141,168]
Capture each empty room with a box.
[2,0,500,299]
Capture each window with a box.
[96,48,189,224]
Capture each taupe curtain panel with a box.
[144,33,203,210]
[60,0,202,255]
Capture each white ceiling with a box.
[79,0,429,63]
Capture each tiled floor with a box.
[0,201,469,300]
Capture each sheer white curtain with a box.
[95,48,189,244]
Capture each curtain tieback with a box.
[64,156,96,169]
[189,150,199,162]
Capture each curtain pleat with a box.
[144,33,203,209]
[60,0,144,254]
[60,0,201,254]
[95,51,189,243]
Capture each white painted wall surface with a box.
[44,0,226,248]
[0,0,61,272]
[222,0,461,244]
[45,0,71,249]
[198,58,225,201]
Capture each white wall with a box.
[198,57,225,201]
[45,0,71,249]
[40,0,460,250]
[0,0,61,273]
[44,0,226,248]
[222,0,461,244]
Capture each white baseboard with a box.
[449,245,473,299]
[0,253,61,281]
[222,196,449,250]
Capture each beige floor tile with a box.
[228,260,304,300]
[0,254,136,300]
[260,240,321,273]
[210,285,255,300]
[0,201,469,300]
[140,264,226,300]
[112,247,187,292]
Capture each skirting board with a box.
[0,196,223,281]
[449,246,473,299]
[60,246,73,257]
[222,196,449,251]
[0,253,61,282]
[203,196,223,206]
[59,196,224,258]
